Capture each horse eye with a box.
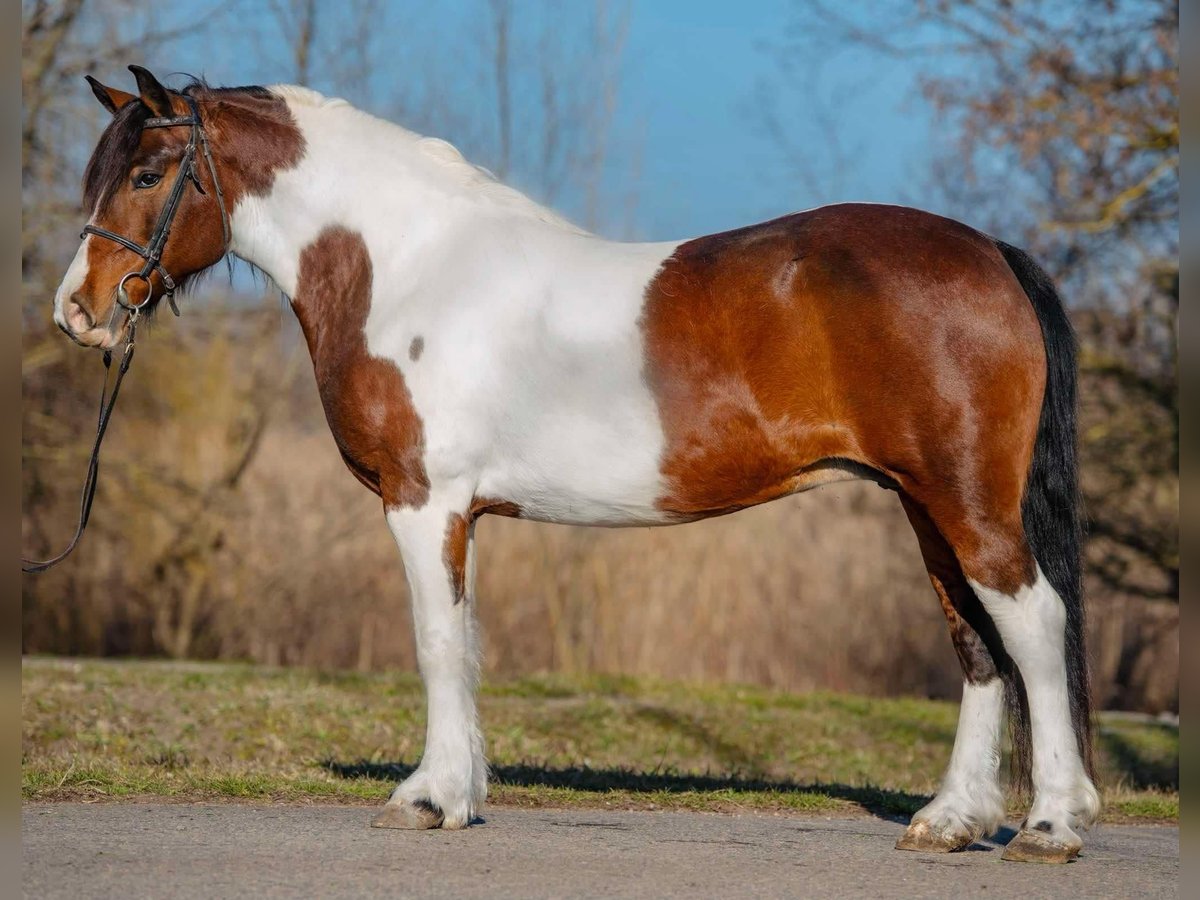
[134,172,162,189]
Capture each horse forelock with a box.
[82,100,151,215]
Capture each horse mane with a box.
[82,78,584,232]
[268,84,585,233]
[413,136,585,233]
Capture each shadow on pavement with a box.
[320,759,931,822]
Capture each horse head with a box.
[54,65,230,349]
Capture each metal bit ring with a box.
[115,271,154,314]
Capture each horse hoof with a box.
[1001,829,1081,863]
[370,799,444,830]
[895,820,971,853]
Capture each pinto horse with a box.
[54,68,1100,862]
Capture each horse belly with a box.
[474,350,672,527]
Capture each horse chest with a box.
[293,227,431,510]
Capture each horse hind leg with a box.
[901,488,1100,863]
[969,568,1101,862]
[894,497,1007,853]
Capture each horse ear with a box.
[128,65,173,117]
[85,75,136,115]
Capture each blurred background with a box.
[21,0,1176,712]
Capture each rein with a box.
[22,93,229,574]
[21,332,138,574]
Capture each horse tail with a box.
[994,238,1094,789]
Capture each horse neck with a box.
[220,90,580,301]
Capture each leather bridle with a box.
[82,94,231,320]
[22,93,230,574]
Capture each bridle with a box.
[22,93,230,574]
[82,94,230,321]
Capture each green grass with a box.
[22,657,1177,822]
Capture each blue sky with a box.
[617,0,935,238]
[149,1,941,242]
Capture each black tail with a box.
[994,239,1094,791]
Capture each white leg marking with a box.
[382,493,486,829]
[910,679,1005,842]
[971,566,1100,847]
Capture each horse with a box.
[52,66,1100,863]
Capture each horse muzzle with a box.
[55,295,123,350]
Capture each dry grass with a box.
[22,658,1177,822]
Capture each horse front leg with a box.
[371,495,486,830]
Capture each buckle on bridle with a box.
[186,159,206,194]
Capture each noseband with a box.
[22,94,229,574]
[82,94,230,319]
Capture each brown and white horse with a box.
[54,68,1100,862]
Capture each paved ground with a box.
[23,803,1178,899]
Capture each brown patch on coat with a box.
[641,203,1044,593]
[200,87,306,204]
[469,496,523,519]
[292,227,430,510]
[75,85,304,319]
[443,512,470,602]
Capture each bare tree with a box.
[770,0,1177,348]
[479,0,634,232]
[268,0,318,85]
[488,0,513,180]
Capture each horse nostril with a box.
[66,296,95,331]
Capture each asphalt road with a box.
[23,803,1178,899]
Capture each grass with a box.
[22,657,1177,823]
